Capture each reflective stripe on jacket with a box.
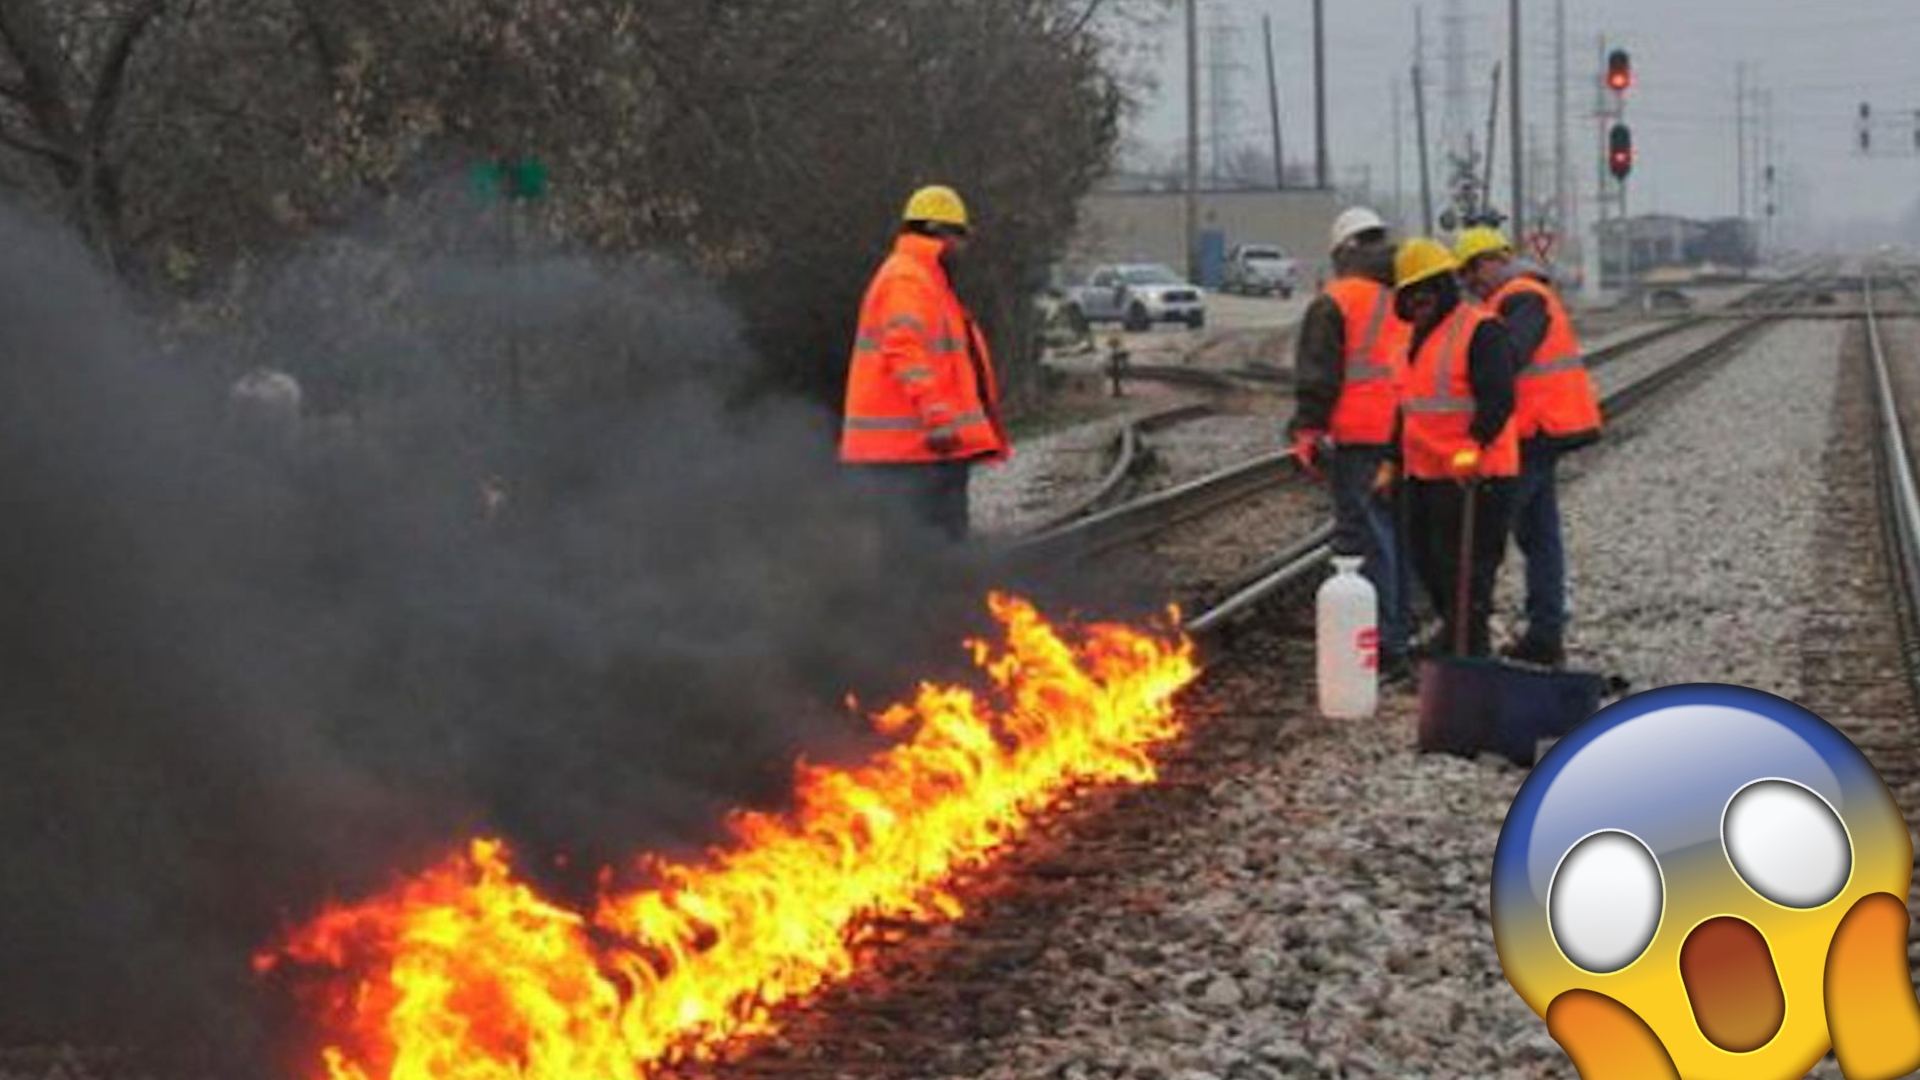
[1402,304,1520,480]
[840,233,1008,464]
[1493,275,1603,443]
[1324,277,1411,446]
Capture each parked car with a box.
[1062,263,1207,332]
[1221,244,1299,298]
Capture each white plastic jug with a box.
[1317,555,1379,719]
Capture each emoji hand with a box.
[1825,892,1920,1080]
[1545,989,1680,1080]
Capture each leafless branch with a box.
[0,116,69,163]
[84,0,166,151]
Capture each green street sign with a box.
[469,156,548,202]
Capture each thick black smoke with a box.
[0,195,1090,1074]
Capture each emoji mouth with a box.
[1679,916,1786,1052]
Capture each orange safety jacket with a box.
[840,233,1008,465]
[1493,275,1603,443]
[1324,277,1411,446]
[1401,303,1520,481]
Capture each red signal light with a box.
[1607,49,1632,93]
[1608,124,1633,181]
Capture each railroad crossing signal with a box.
[1608,124,1634,181]
[1528,230,1557,263]
[1606,49,1632,95]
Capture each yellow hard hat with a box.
[902,185,970,230]
[1394,237,1459,291]
[1454,226,1514,266]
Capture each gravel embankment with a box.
[920,319,1853,1080]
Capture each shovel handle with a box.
[1454,479,1479,657]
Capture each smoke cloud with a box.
[0,192,1086,1074]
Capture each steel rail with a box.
[1862,271,1920,693]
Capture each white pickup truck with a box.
[1061,264,1207,333]
[1221,244,1300,298]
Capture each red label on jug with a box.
[1356,627,1379,672]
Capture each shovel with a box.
[1417,471,1614,767]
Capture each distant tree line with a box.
[0,0,1157,412]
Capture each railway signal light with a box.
[1606,50,1632,94]
[1608,123,1633,181]
[1859,102,1872,153]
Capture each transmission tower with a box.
[1204,5,1248,186]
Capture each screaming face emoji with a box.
[1492,684,1920,1080]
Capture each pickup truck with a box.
[1221,244,1299,298]
[1061,264,1207,332]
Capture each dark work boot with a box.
[1380,652,1416,688]
[1504,634,1567,668]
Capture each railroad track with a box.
[1807,268,1920,802]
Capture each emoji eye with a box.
[1549,831,1663,973]
[1723,779,1851,908]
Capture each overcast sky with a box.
[1121,0,1920,246]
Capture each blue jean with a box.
[1512,440,1567,641]
[1329,445,1409,658]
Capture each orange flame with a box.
[259,592,1198,1080]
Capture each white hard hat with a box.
[1330,207,1388,253]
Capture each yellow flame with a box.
[260,592,1198,1080]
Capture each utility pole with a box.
[1443,0,1469,160]
[1554,0,1569,257]
[1415,9,1436,233]
[1264,15,1285,191]
[1392,77,1406,227]
[1482,62,1502,217]
[1313,0,1330,189]
[1735,62,1747,221]
[1508,0,1524,239]
[1185,0,1199,281]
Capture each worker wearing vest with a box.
[1456,227,1603,667]
[1287,207,1415,681]
[1394,237,1521,659]
[840,185,1008,541]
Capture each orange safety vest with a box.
[1493,275,1603,443]
[1401,302,1520,481]
[840,233,1008,465]
[1324,277,1411,446]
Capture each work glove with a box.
[1291,429,1328,480]
[925,427,961,456]
[1449,447,1482,481]
[1372,459,1399,495]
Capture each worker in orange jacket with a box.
[1287,206,1415,681]
[1394,237,1521,659]
[1456,228,1603,667]
[840,185,1008,541]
